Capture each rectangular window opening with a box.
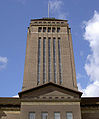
[43,37,46,83]
[42,112,48,119]
[29,112,35,119]
[48,37,51,82]
[57,28,60,33]
[43,27,46,32]
[52,27,56,32]
[66,112,73,119]
[54,112,60,119]
[38,27,42,32]
[48,27,51,32]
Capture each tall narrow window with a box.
[42,112,48,119]
[48,37,51,82]
[43,37,46,83]
[37,37,41,85]
[43,27,46,32]
[53,37,56,83]
[29,112,35,119]
[57,27,60,33]
[66,112,73,119]
[52,27,55,32]
[48,27,51,32]
[38,27,42,32]
[58,37,62,84]
[54,112,60,119]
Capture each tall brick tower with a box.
[22,18,78,91]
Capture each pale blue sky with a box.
[0,0,99,97]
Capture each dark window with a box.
[43,22,46,24]
[48,37,51,82]
[43,27,46,32]
[53,37,56,83]
[49,97,52,99]
[58,38,62,84]
[43,97,46,99]
[55,97,58,99]
[48,27,51,32]
[38,27,42,32]
[57,22,60,24]
[39,37,41,40]
[61,22,64,24]
[43,37,46,83]
[52,27,56,32]
[61,97,64,99]
[57,28,60,33]
[37,37,41,85]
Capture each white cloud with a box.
[13,95,19,97]
[81,11,99,97]
[78,82,99,97]
[0,56,8,63]
[49,0,66,19]
[0,56,8,70]
[49,0,62,12]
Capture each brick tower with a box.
[22,18,78,91]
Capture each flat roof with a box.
[31,18,68,22]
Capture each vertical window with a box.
[48,37,51,82]
[57,28,60,33]
[43,37,46,83]
[48,27,51,32]
[41,112,48,119]
[37,37,41,85]
[29,112,35,119]
[58,37,62,84]
[66,112,73,119]
[43,27,46,32]
[53,37,56,83]
[38,27,42,32]
[54,112,60,119]
[52,27,55,32]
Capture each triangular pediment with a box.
[19,82,82,100]
[39,90,74,99]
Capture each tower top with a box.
[31,18,68,21]
[22,18,77,91]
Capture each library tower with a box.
[0,18,99,119]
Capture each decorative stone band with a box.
[21,102,80,105]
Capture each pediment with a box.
[39,90,74,100]
[19,82,82,100]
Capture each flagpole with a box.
[48,2,50,18]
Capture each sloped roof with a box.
[18,82,82,97]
